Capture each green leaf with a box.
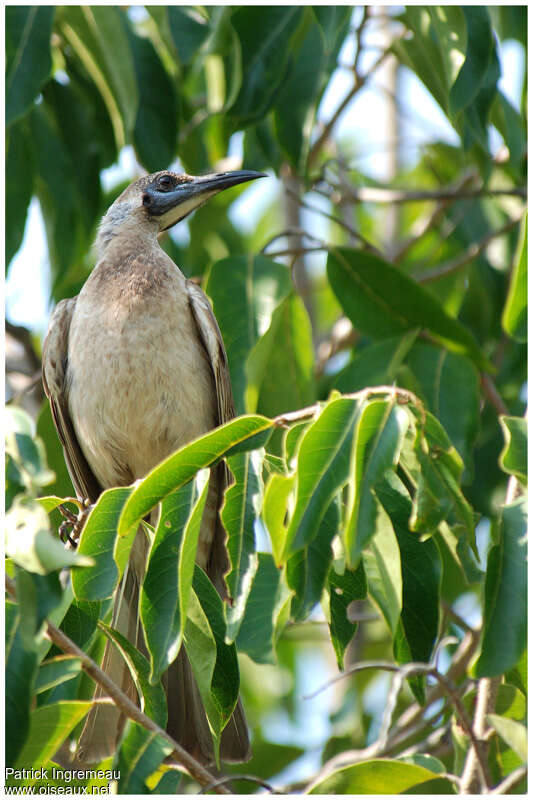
[325,563,367,669]
[377,474,441,700]
[449,7,493,116]
[6,121,34,266]
[42,78,102,237]
[327,247,492,371]
[5,607,39,766]
[59,597,102,651]
[72,487,133,601]
[502,215,527,342]
[99,622,167,727]
[141,473,209,683]
[263,472,295,565]
[408,413,475,543]
[237,552,291,664]
[57,6,138,146]
[310,758,455,794]
[285,396,361,556]
[499,416,527,482]
[184,567,241,753]
[5,405,56,491]
[475,497,527,676]
[362,504,403,636]
[334,332,419,394]
[35,656,83,694]
[222,453,261,642]
[15,701,92,771]
[6,498,93,575]
[118,415,272,536]
[117,724,172,795]
[287,498,338,621]
[15,566,63,646]
[273,8,352,168]
[345,401,410,565]
[6,6,54,126]
[491,90,527,172]
[393,8,452,114]
[486,715,527,762]
[404,343,480,470]
[246,293,315,416]
[228,7,304,125]
[128,30,178,172]
[167,7,210,65]
[29,105,86,289]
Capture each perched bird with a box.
[42,168,266,765]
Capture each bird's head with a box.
[96,169,267,255]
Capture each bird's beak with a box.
[144,170,267,230]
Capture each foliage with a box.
[5,5,527,795]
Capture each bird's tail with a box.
[76,515,250,765]
[165,647,251,765]
[76,559,142,763]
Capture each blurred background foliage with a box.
[5,5,527,795]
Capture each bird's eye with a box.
[158,174,173,190]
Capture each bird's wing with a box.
[186,280,236,426]
[42,297,102,503]
[186,280,236,594]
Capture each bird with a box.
[42,168,266,765]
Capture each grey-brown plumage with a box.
[42,168,265,765]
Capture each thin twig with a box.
[322,184,527,205]
[5,575,231,794]
[304,654,490,792]
[260,228,325,255]
[460,677,500,793]
[481,374,510,417]
[307,46,393,168]
[273,385,424,429]
[418,213,524,283]
[285,186,382,254]
[488,765,527,794]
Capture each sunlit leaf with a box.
[15,701,92,771]
[487,714,527,762]
[284,396,361,557]
[345,400,410,565]
[118,415,272,536]
[325,563,367,669]
[475,497,527,676]
[141,473,209,683]
[499,415,527,483]
[72,487,133,601]
[222,452,261,642]
[6,498,93,575]
[502,215,527,342]
[237,553,291,664]
[309,758,455,793]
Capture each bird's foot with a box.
[58,500,91,549]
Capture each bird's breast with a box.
[67,261,217,488]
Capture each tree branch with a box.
[460,676,500,793]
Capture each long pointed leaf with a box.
[118,415,272,537]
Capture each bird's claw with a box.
[58,501,92,549]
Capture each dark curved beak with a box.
[145,170,268,230]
